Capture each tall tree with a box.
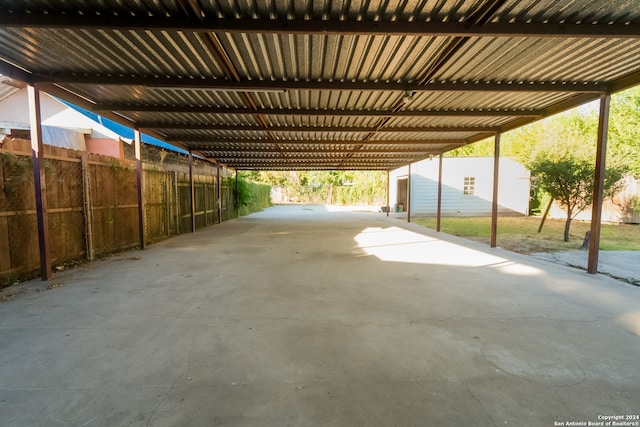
[609,86,640,177]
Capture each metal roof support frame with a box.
[437,154,444,233]
[4,14,640,39]
[587,94,611,274]
[27,85,52,281]
[134,129,146,250]
[491,133,501,248]
[188,150,196,233]
[2,2,640,173]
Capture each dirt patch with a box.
[0,287,29,302]
[0,281,64,302]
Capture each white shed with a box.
[389,157,530,216]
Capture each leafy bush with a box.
[228,176,271,216]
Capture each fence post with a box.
[203,179,208,226]
[81,154,95,260]
[174,171,180,234]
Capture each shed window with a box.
[463,177,475,195]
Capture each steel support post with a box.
[407,163,412,222]
[235,169,239,215]
[217,164,222,224]
[28,85,52,280]
[386,170,390,217]
[188,150,196,232]
[491,133,501,248]
[134,129,146,249]
[588,94,611,274]
[437,153,443,232]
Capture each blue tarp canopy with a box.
[59,99,189,156]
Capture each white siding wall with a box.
[0,88,123,140]
[390,157,530,216]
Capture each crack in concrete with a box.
[146,326,199,426]
[465,383,499,427]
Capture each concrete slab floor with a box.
[1,205,639,427]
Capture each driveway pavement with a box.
[1,205,639,426]
[532,250,640,285]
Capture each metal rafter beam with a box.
[0,58,34,84]
[3,14,640,38]
[419,0,507,84]
[95,104,544,117]
[225,157,401,162]
[229,163,414,169]
[170,138,466,145]
[143,124,498,132]
[230,162,402,167]
[39,77,606,93]
[201,147,445,154]
[488,93,604,141]
[607,69,640,94]
[231,167,401,171]
[36,83,212,161]
[214,154,419,160]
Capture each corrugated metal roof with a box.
[0,0,639,170]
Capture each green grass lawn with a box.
[412,216,640,254]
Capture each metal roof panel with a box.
[1,0,640,170]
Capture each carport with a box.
[1,1,640,281]
[1,205,639,425]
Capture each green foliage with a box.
[230,174,271,216]
[450,87,640,179]
[245,170,386,206]
[1,152,32,196]
[449,87,640,225]
[609,86,640,177]
[413,216,640,253]
[529,157,627,241]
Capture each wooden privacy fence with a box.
[0,138,235,286]
[144,171,230,242]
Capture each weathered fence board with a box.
[1,138,236,286]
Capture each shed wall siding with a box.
[390,158,530,216]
